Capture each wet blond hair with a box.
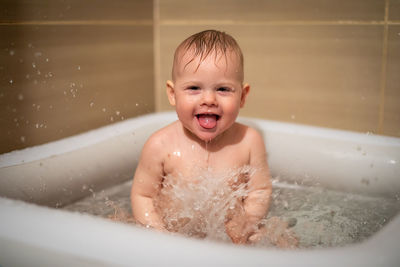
[171,30,244,82]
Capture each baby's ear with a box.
[240,83,250,108]
[166,80,176,106]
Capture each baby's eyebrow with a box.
[181,80,202,86]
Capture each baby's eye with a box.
[187,86,200,90]
[217,87,232,92]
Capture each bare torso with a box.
[131,120,271,242]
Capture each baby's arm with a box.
[244,129,272,226]
[131,135,166,231]
[226,128,272,243]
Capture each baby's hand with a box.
[225,216,256,244]
[248,216,298,249]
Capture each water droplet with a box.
[77,65,81,70]
[18,93,24,100]
[32,62,36,68]
[115,110,120,116]
[135,103,139,107]
[20,136,25,142]
[102,108,106,112]
[173,151,181,157]
[90,102,94,107]
[9,79,13,84]
[34,52,42,57]
[9,50,15,56]
[89,188,96,198]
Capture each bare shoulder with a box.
[141,121,180,156]
[234,122,265,146]
[234,123,269,170]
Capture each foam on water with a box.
[64,174,400,249]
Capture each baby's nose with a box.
[201,90,217,106]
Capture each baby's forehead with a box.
[180,46,239,61]
[175,48,242,71]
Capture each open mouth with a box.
[196,114,220,129]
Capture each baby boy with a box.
[131,30,295,246]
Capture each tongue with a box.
[198,114,217,129]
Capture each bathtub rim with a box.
[1,111,399,168]
[0,195,399,267]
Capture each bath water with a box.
[63,173,400,249]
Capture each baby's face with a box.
[168,50,248,142]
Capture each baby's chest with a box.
[162,147,250,178]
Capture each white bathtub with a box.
[0,111,399,266]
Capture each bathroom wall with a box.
[0,0,154,153]
[154,0,400,137]
[1,0,399,154]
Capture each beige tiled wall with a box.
[155,0,400,137]
[0,0,154,153]
[1,0,399,154]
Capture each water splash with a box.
[64,176,400,249]
[155,166,255,242]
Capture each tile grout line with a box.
[0,20,153,26]
[2,20,400,26]
[377,0,390,134]
[158,19,400,26]
[153,0,161,112]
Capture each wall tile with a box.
[0,0,153,22]
[158,25,382,133]
[383,26,400,136]
[0,25,154,153]
[159,0,385,22]
[389,0,400,20]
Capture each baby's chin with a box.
[192,132,216,143]
[191,128,226,144]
